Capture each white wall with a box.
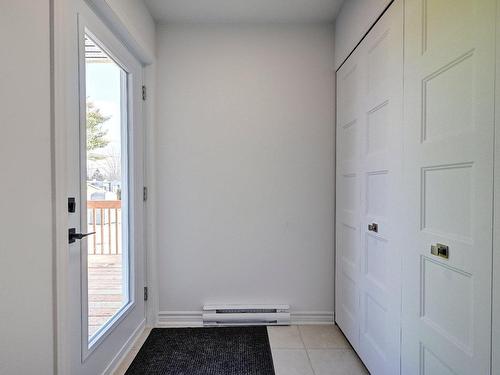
[334,0,391,69]
[155,24,335,321]
[0,1,54,374]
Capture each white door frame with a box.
[493,0,500,373]
[52,0,154,373]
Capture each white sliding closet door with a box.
[401,0,496,374]
[335,1,403,374]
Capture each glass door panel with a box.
[84,34,130,342]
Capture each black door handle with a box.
[69,228,96,243]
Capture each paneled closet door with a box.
[335,1,403,374]
[336,41,363,351]
[401,0,496,374]
[358,1,403,374]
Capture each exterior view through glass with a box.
[84,35,129,340]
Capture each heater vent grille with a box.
[215,308,278,314]
[203,304,290,326]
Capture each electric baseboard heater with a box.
[202,304,290,326]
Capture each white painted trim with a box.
[144,64,159,328]
[85,0,154,65]
[53,0,71,373]
[156,311,334,327]
[157,311,204,328]
[101,319,146,375]
[492,0,500,373]
[290,311,334,325]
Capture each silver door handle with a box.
[431,243,449,259]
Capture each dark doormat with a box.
[125,326,276,375]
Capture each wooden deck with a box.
[88,254,124,337]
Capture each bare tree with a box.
[101,146,121,181]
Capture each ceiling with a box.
[143,0,344,24]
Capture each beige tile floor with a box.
[269,325,368,375]
[114,325,369,375]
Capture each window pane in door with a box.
[84,35,129,340]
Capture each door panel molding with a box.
[402,0,496,374]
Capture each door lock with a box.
[68,228,95,244]
[68,197,76,213]
[431,243,449,259]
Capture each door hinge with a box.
[142,85,147,101]
[144,287,148,301]
[143,186,148,202]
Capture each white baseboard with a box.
[102,319,146,375]
[156,311,334,327]
[290,311,334,325]
[157,311,204,327]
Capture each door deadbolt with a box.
[431,243,449,259]
[68,197,76,213]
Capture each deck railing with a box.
[87,200,121,255]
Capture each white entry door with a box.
[335,1,403,374]
[67,3,146,374]
[401,0,496,374]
